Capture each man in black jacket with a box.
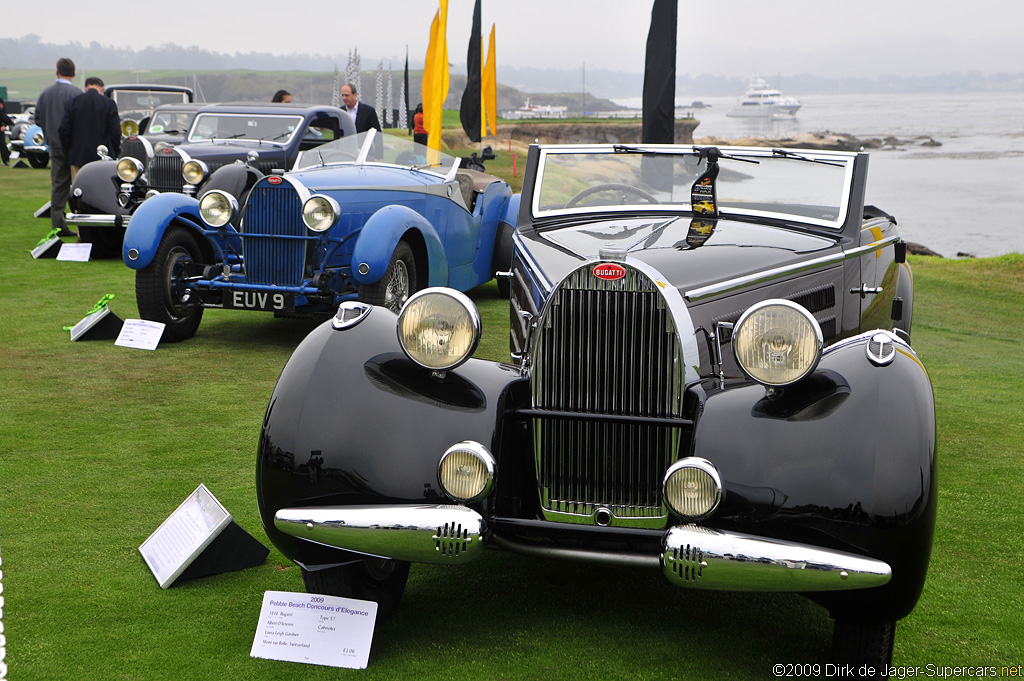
[35,57,81,236]
[340,83,381,134]
[59,76,120,180]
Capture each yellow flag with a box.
[422,0,449,157]
[482,24,497,138]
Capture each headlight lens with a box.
[32,131,45,145]
[438,441,495,502]
[664,458,722,520]
[301,195,340,232]
[199,190,238,227]
[397,288,481,371]
[182,159,208,185]
[116,157,144,183]
[733,300,822,386]
[121,119,139,137]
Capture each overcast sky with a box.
[4,0,1022,78]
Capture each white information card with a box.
[115,319,166,350]
[250,590,378,669]
[56,242,92,261]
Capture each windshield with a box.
[187,113,304,143]
[294,130,459,176]
[147,110,196,135]
[533,145,856,228]
[111,90,191,118]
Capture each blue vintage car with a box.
[122,130,518,342]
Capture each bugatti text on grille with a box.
[531,265,689,526]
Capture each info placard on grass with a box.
[250,590,378,669]
[139,484,232,589]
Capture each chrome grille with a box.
[531,265,687,525]
[147,152,184,192]
[241,183,307,286]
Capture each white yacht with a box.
[726,75,802,118]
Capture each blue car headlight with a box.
[302,195,340,232]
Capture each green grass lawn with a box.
[1,167,1021,679]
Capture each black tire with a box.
[78,226,125,259]
[136,225,205,342]
[832,619,896,676]
[302,558,411,621]
[493,222,514,298]
[358,240,418,313]
[28,153,49,169]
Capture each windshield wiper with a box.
[769,148,846,167]
[211,132,244,140]
[613,144,698,156]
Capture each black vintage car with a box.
[256,143,934,672]
[67,102,356,257]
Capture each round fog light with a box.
[664,458,722,520]
[182,159,208,185]
[397,288,481,371]
[117,157,144,183]
[438,441,495,502]
[302,195,340,232]
[199,190,238,227]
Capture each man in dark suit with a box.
[58,76,121,180]
[340,83,381,134]
[35,57,81,236]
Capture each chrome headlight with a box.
[438,441,495,503]
[301,195,340,232]
[397,288,481,371]
[116,157,145,183]
[182,159,208,185]
[733,299,823,386]
[32,131,45,145]
[199,190,238,227]
[664,458,722,520]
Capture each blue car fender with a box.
[500,192,521,228]
[122,192,203,269]
[23,124,48,152]
[351,204,449,287]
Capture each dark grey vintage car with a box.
[256,143,934,673]
[67,102,355,257]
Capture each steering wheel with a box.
[565,183,660,208]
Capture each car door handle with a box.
[850,284,883,298]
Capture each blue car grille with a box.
[241,183,307,286]
[148,153,184,192]
[530,265,688,525]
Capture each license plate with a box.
[222,290,295,312]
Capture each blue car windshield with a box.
[294,131,459,177]
[188,113,305,144]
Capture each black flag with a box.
[460,0,483,143]
[642,0,677,144]
[404,47,411,134]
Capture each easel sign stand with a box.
[65,294,124,342]
[31,228,62,259]
[139,484,269,589]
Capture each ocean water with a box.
[612,92,1024,258]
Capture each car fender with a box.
[691,333,936,622]
[69,160,121,214]
[256,306,523,567]
[350,204,449,287]
[500,192,521,229]
[198,161,263,203]
[122,192,204,269]
[23,124,47,152]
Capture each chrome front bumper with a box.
[275,504,891,591]
[65,213,131,228]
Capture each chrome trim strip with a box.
[275,504,487,564]
[662,525,891,591]
[684,235,899,302]
[65,213,118,227]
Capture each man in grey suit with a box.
[35,57,81,237]
[59,77,120,180]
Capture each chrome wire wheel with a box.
[384,258,410,311]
